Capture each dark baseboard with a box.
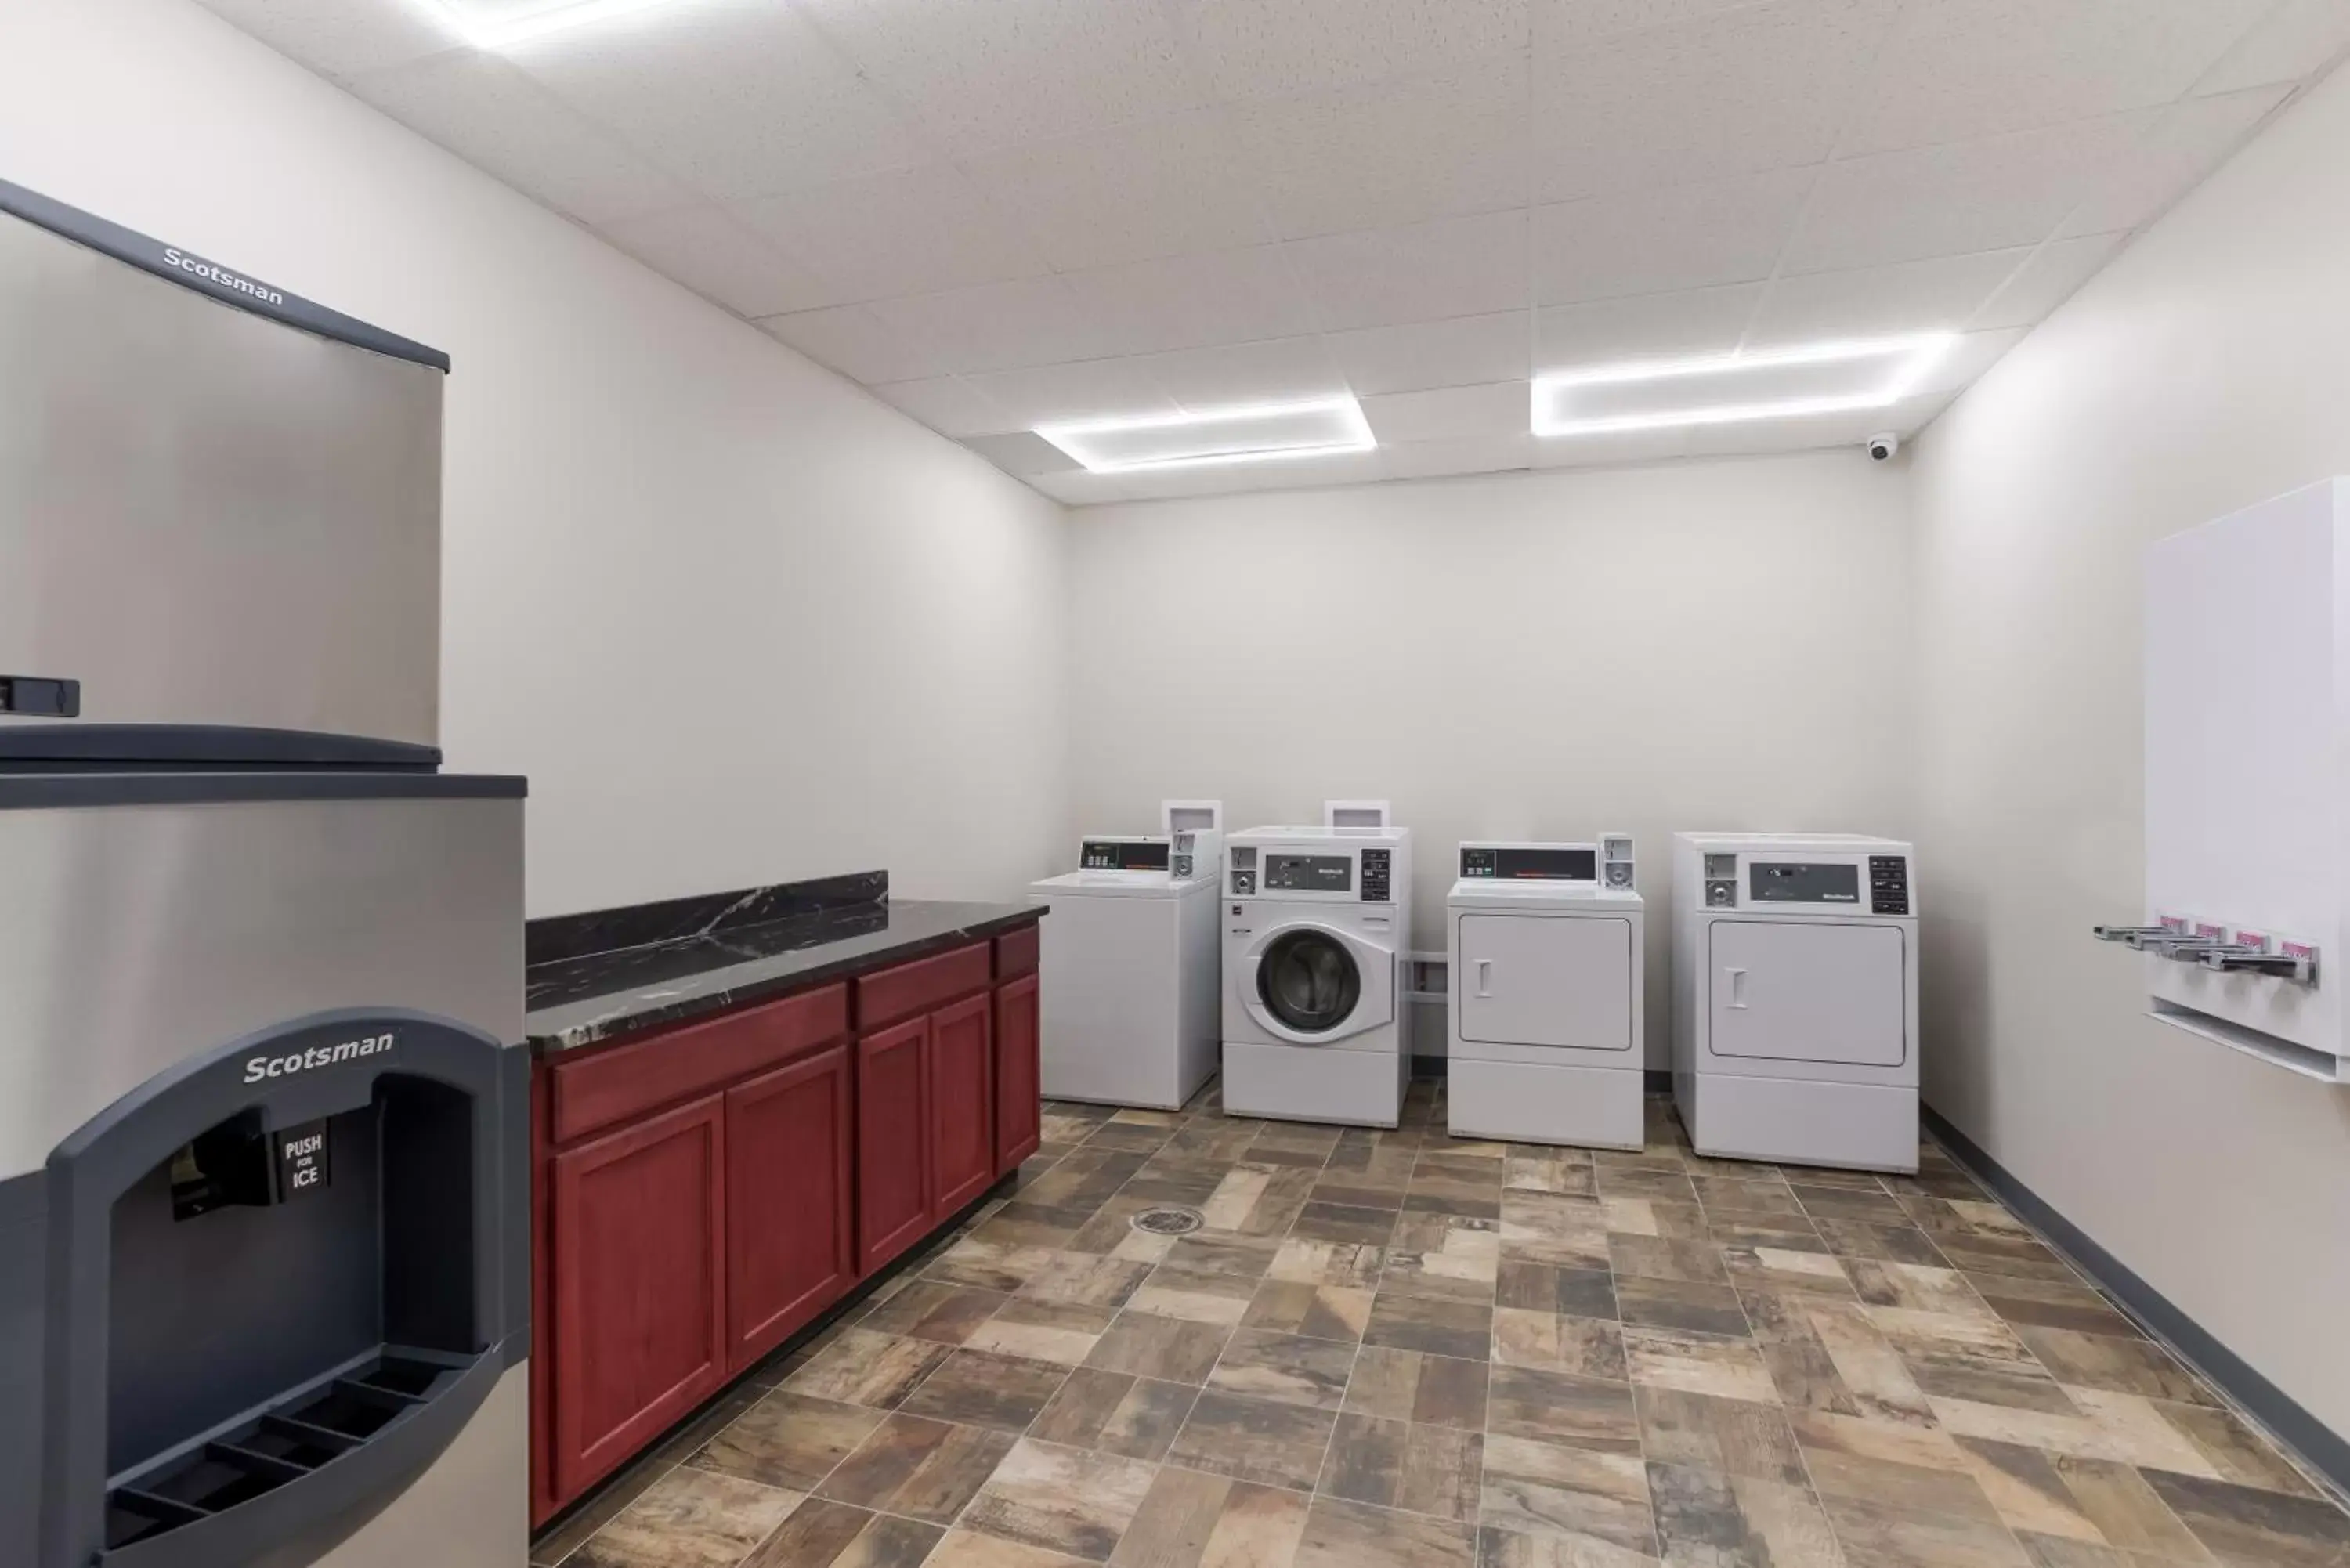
[1410,1054,1448,1080]
[1922,1104,2350,1498]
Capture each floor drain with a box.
[1131,1205,1205,1237]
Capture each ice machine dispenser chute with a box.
[18,1007,525,1568]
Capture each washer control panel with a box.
[1361,847,1393,902]
[1229,845,1257,897]
[1869,854,1911,915]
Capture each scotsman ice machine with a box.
[0,178,528,1568]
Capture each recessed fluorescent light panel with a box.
[418,0,692,48]
[1037,397,1376,475]
[1531,333,1955,438]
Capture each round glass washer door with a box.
[1256,927,1363,1035]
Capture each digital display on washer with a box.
[1460,846,1597,881]
[1081,839,1170,871]
[1264,853,1353,892]
[1749,862,1860,903]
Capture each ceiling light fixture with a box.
[416,0,694,49]
[1037,396,1376,475]
[1531,332,1956,438]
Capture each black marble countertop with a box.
[525,898,1045,1054]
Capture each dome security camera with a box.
[1867,432,1900,462]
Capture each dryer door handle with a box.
[1474,959,1493,998]
[1725,966,1749,1009]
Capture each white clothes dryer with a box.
[1029,825,1223,1110]
[1448,837,1645,1148]
[1671,833,1919,1172]
[1223,825,1412,1128]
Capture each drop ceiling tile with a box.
[1679,388,1952,455]
[757,302,948,382]
[509,0,931,199]
[345,51,695,225]
[960,358,1180,428]
[599,204,844,318]
[1325,311,1531,396]
[1061,245,1319,356]
[1840,0,2270,156]
[965,109,1274,271]
[1907,328,2027,397]
[1970,233,2128,329]
[1120,449,1390,500]
[1380,433,1537,479]
[1174,0,1531,103]
[191,0,458,78]
[865,276,1121,374]
[1744,249,2029,346]
[1029,468,1140,504]
[1360,381,1527,443]
[1535,284,1762,370]
[1529,425,1693,467]
[1284,208,1531,331]
[1530,0,1899,201]
[2196,0,2350,92]
[1782,113,2153,273]
[868,377,1019,438]
[1533,166,1813,304]
[733,164,1048,303]
[960,430,1081,477]
[1141,337,1350,409]
[790,0,1200,152]
[2056,84,2292,236]
[1231,53,1532,242]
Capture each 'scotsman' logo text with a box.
[161,247,287,307]
[244,1032,395,1084]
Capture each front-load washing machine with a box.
[1030,822,1224,1109]
[1448,836,1644,1148]
[1672,833,1919,1172]
[1223,826,1412,1127]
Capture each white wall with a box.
[1069,453,1915,1064]
[0,0,1071,919]
[1911,66,2350,1437]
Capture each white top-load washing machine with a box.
[1672,833,1919,1172]
[1030,805,1224,1110]
[1224,824,1413,1128]
[1448,836,1645,1148]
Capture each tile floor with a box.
[536,1084,2350,1568]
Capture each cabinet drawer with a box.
[550,983,849,1144]
[994,923,1040,980]
[855,942,991,1031]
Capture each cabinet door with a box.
[992,974,1042,1174]
[856,1017,932,1274]
[929,993,996,1215]
[549,1094,726,1501]
[725,1046,853,1372]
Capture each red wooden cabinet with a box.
[548,1093,727,1501]
[992,971,1041,1174]
[929,993,996,1214]
[532,923,1045,1528]
[724,1045,854,1372]
[855,1016,932,1274]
